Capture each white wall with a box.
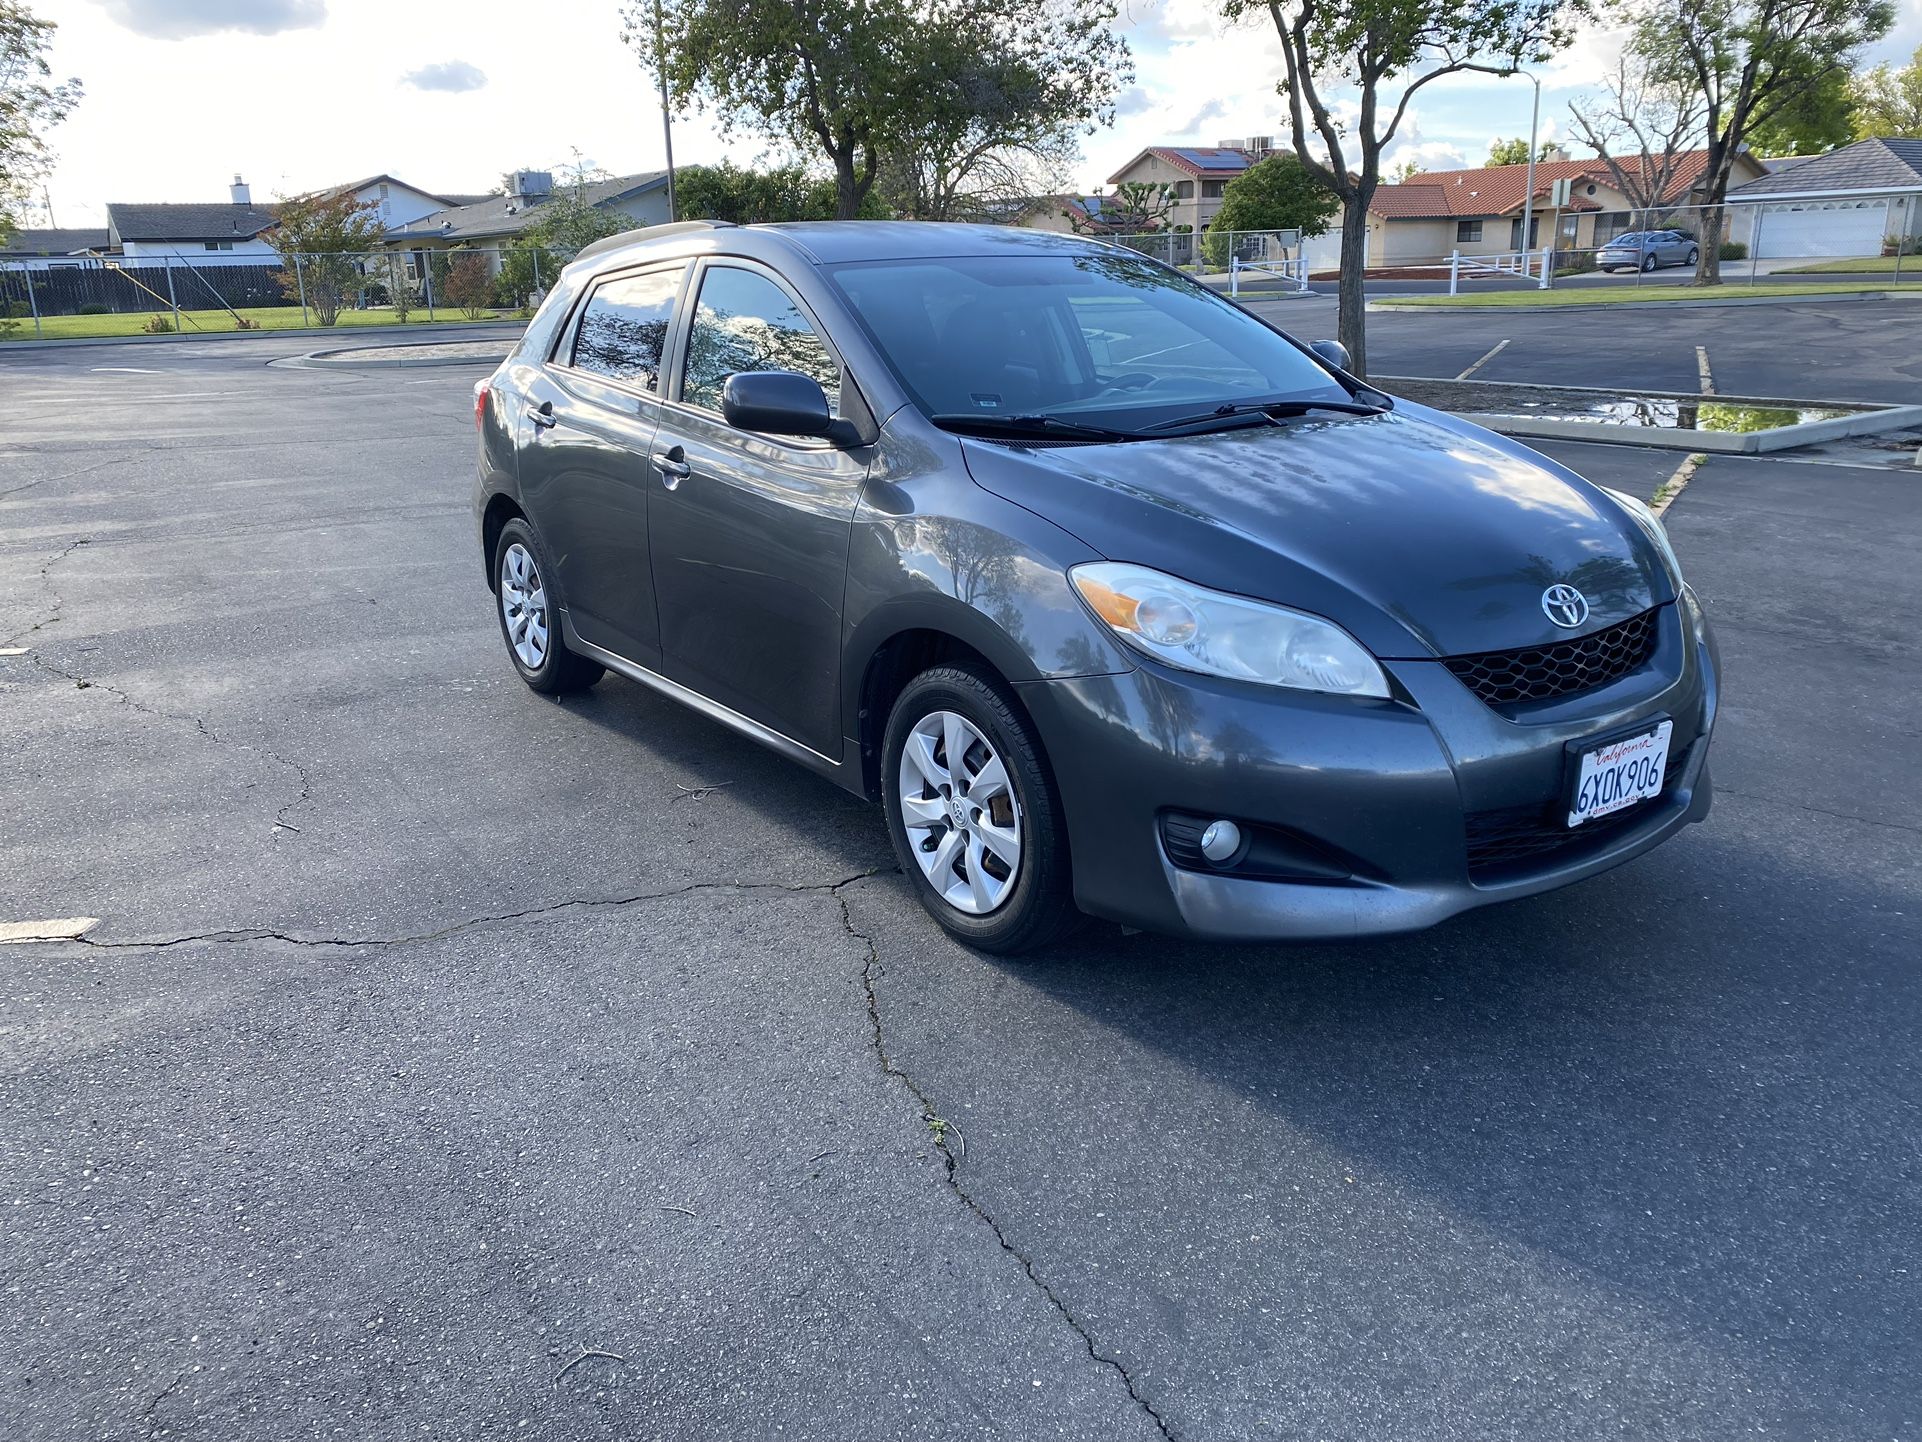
[122,239,280,261]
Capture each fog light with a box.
[1199,819,1242,863]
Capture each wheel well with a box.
[481,494,525,590]
[856,629,1006,801]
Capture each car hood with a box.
[958,402,1673,659]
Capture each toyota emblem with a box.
[1541,584,1590,628]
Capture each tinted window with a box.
[830,252,1347,427]
[569,266,683,388]
[682,266,840,415]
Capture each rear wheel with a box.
[493,518,603,694]
[882,665,1079,954]
[1641,252,1658,273]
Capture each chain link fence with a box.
[0,246,558,339]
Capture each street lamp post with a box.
[654,0,678,222]
[1519,68,1541,272]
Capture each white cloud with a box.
[92,0,327,40]
[403,60,487,92]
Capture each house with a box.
[105,177,280,261]
[1021,193,1142,235]
[1725,137,1922,258]
[303,173,466,231]
[0,227,111,269]
[383,169,673,264]
[1100,143,1263,234]
[1364,149,1770,266]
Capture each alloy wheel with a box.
[896,709,1022,915]
[499,541,549,670]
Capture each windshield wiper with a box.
[929,412,1143,443]
[1144,395,1392,434]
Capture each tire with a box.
[1685,247,1699,267]
[881,664,1079,954]
[1641,253,1658,273]
[492,517,603,694]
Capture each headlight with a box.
[1601,486,1685,586]
[1070,562,1390,697]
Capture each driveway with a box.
[1,336,1916,1440]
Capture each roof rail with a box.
[570,218,736,267]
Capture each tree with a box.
[1745,65,1855,154]
[1851,45,1922,139]
[1486,136,1554,165]
[383,253,416,323]
[1221,0,1574,377]
[267,191,385,326]
[1568,46,1706,215]
[1,2,81,244]
[442,252,494,320]
[874,15,1126,221]
[1621,0,1894,284]
[1203,154,1340,266]
[674,160,880,222]
[525,160,631,258]
[622,0,1128,220]
[1104,181,1178,231]
[1388,157,1425,181]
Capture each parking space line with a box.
[1456,339,1510,380]
[1651,453,1706,516]
[0,917,99,944]
[1696,346,1715,396]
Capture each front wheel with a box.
[1685,247,1699,267]
[493,518,603,694]
[882,665,1079,953]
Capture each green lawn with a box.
[1774,255,1918,275]
[1374,281,1918,308]
[1,305,524,342]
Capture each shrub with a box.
[2,299,30,319]
[77,302,111,315]
[234,315,262,330]
[441,253,494,321]
[142,314,174,333]
[1719,240,1748,261]
[1882,234,1919,257]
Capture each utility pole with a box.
[655,0,678,222]
[1518,69,1541,261]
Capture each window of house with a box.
[1455,220,1483,242]
[203,240,234,251]
[1175,180,1194,199]
[681,266,839,416]
[1203,181,1225,199]
[568,265,684,389]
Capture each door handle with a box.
[651,444,692,488]
[526,401,557,430]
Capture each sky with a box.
[26,0,1922,231]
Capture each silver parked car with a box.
[1597,230,1700,273]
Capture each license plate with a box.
[1568,720,1673,827]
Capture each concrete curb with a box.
[1380,376,1922,454]
[280,340,513,371]
[0,320,527,352]
[1368,288,1922,315]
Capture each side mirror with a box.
[1310,339,1351,372]
[722,370,841,439]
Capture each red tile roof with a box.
[1369,151,1718,219]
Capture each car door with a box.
[646,259,868,760]
[516,262,686,668]
[1658,231,1687,265]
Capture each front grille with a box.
[1464,743,1691,878]
[1444,608,1658,706]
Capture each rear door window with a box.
[568,266,685,390]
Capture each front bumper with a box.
[1015,591,1719,942]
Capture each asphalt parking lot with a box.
[2,303,1918,1440]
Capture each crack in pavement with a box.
[64,872,889,952]
[139,1370,187,1440]
[837,886,1177,1442]
[0,446,157,503]
[3,535,90,648]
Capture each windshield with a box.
[827,252,1351,432]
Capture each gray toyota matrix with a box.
[474,221,1718,952]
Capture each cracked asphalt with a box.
[2,322,1917,1441]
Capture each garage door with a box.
[1753,200,1890,259]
